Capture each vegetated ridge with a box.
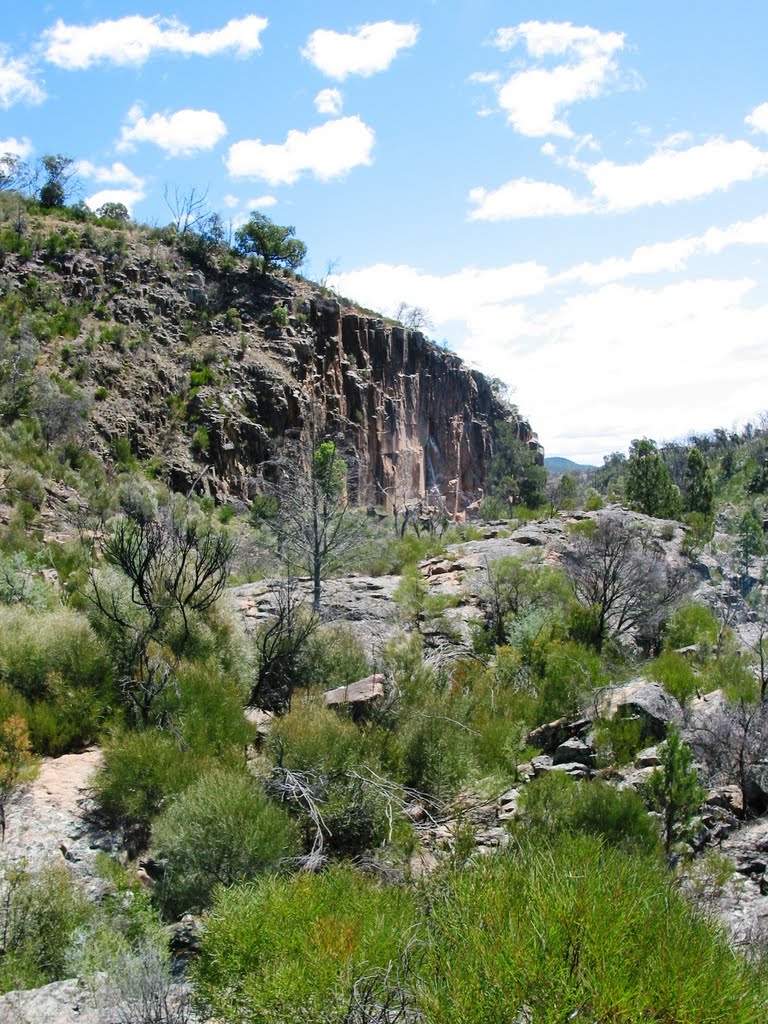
[0,204,539,512]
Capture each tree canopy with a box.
[235,213,307,277]
[625,439,682,520]
[486,423,547,510]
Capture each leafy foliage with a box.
[235,213,307,276]
[151,768,299,916]
[486,422,547,510]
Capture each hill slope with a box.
[0,208,539,510]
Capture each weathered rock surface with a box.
[2,234,540,510]
[601,679,682,740]
[324,673,386,713]
[0,977,103,1024]
[3,748,114,897]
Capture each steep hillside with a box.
[0,209,539,510]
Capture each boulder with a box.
[553,737,594,767]
[527,717,591,754]
[634,745,662,768]
[324,673,386,720]
[602,679,682,740]
[745,763,768,811]
[706,785,745,818]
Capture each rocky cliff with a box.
[0,216,539,509]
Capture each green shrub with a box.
[195,866,419,1023]
[267,695,365,775]
[110,435,135,471]
[663,601,720,660]
[174,661,252,757]
[302,624,370,691]
[0,862,93,993]
[593,711,645,767]
[270,303,289,328]
[584,487,604,511]
[151,768,299,915]
[650,650,698,707]
[191,425,209,455]
[424,833,764,1023]
[399,710,471,803]
[514,774,659,853]
[0,606,110,702]
[92,729,202,849]
[533,640,605,724]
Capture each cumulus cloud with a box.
[745,102,768,134]
[314,88,343,116]
[586,138,768,210]
[42,14,268,69]
[0,51,45,108]
[119,105,227,156]
[331,208,768,460]
[0,136,33,158]
[302,21,418,80]
[247,195,278,208]
[560,213,768,286]
[76,160,144,189]
[468,178,591,220]
[329,261,550,327]
[469,137,768,220]
[226,115,375,185]
[85,188,145,214]
[476,20,626,137]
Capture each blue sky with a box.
[2,2,768,462]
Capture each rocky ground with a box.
[3,508,768,1017]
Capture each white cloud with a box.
[587,138,768,210]
[468,178,591,220]
[490,278,768,460]
[226,115,375,185]
[302,21,418,80]
[247,195,277,208]
[493,21,624,59]
[42,14,268,69]
[314,88,343,116]
[85,188,145,214]
[330,261,550,325]
[0,51,45,108]
[222,194,240,209]
[76,160,144,189]
[478,20,626,137]
[470,137,768,221]
[330,209,768,461]
[746,102,768,134]
[0,136,33,159]
[561,213,768,286]
[119,106,227,156]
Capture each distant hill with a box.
[545,456,597,474]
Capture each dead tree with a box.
[564,515,691,652]
[84,505,234,725]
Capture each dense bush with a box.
[91,729,202,849]
[0,605,112,753]
[196,834,764,1023]
[0,606,110,701]
[301,624,370,691]
[0,862,93,993]
[195,866,419,1023]
[425,833,764,1023]
[151,768,299,916]
[267,695,365,775]
[650,649,698,706]
[515,773,660,854]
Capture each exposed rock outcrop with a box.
[1,228,541,511]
